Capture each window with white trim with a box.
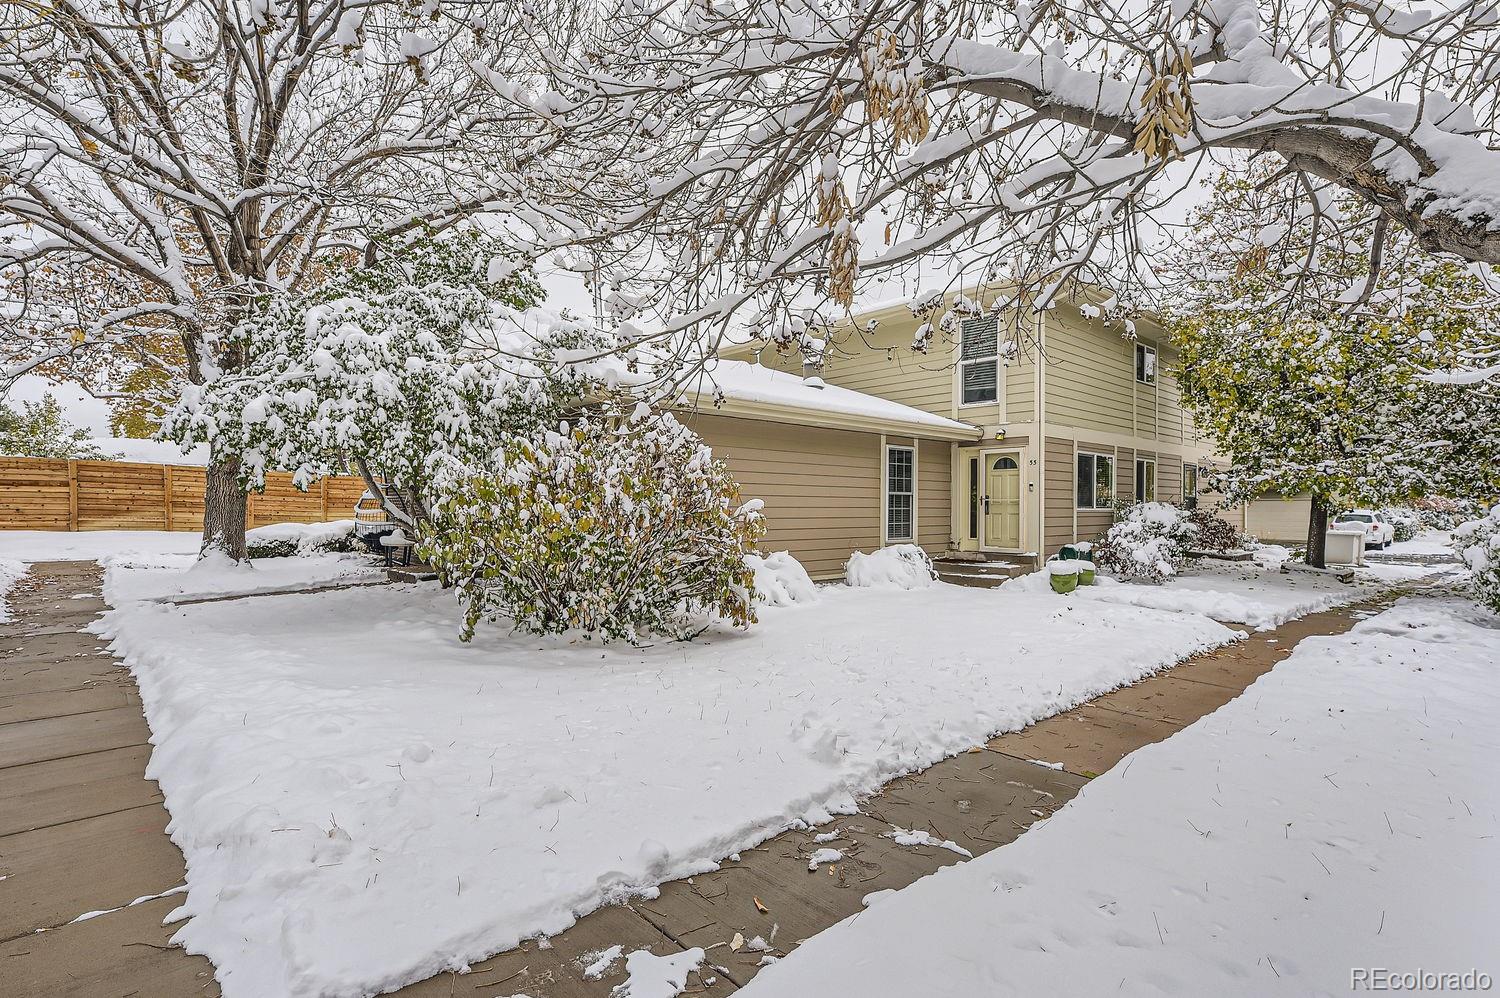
[1183,464,1199,500]
[885,445,915,541]
[1076,452,1114,510]
[1135,458,1156,502]
[959,317,999,405]
[1135,342,1157,384]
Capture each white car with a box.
[1333,509,1395,548]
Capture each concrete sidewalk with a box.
[0,561,1412,997]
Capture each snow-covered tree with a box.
[1,0,591,558]
[163,233,627,546]
[1167,170,1500,566]
[0,393,111,460]
[467,0,1500,362]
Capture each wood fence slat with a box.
[0,455,365,532]
[67,460,78,530]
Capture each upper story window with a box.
[1076,451,1115,510]
[885,445,915,542]
[959,317,999,405]
[1135,342,1157,385]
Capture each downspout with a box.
[1036,309,1047,558]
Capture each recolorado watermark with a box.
[1352,969,1493,992]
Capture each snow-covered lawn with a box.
[0,529,201,563]
[95,578,1239,998]
[1383,529,1458,559]
[0,556,26,623]
[0,528,384,606]
[743,597,1500,997]
[1007,557,1448,630]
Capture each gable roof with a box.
[679,359,980,441]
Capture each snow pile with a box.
[747,551,819,606]
[245,519,358,557]
[100,551,382,605]
[0,529,200,563]
[742,598,1500,997]
[997,567,1057,594]
[1088,560,1444,630]
[95,581,1236,997]
[1004,558,1449,630]
[0,556,26,623]
[1384,530,1458,558]
[885,826,972,858]
[612,947,705,998]
[844,544,935,589]
[806,847,843,871]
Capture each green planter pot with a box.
[1077,560,1096,585]
[1048,567,1079,594]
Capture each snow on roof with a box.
[682,359,980,439]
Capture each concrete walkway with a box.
[0,562,1417,997]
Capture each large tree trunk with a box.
[1304,496,1330,569]
[200,456,248,560]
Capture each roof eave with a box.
[678,393,983,442]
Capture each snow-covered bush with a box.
[844,544,935,589]
[245,520,360,559]
[1380,507,1422,543]
[1415,499,1481,531]
[422,411,764,643]
[1093,502,1199,583]
[748,551,819,607]
[1453,507,1500,613]
[1188,507,1243,552]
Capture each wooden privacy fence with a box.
[0,456,367,532]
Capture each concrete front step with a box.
[932,558,1031,588]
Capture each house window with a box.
[1183,464,1199,500]
[959,317,999,405]
[1075,451,1114,510]
[967,456,979,540]
[1135,458,1156,502]
[1135,342,1157,384]
[886,445,915,541]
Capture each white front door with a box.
[982,452,1022,550]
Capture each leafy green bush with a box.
[422,411,766,643]
[1380,507,1422,543]
[1187,507,1243,552]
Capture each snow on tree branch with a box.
[468,0,1500,356]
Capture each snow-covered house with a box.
[689,291,1241,580]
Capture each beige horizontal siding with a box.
[1005,357,1036,423]
[1043,436,1075,556]
[918,441,952,556]
[689,412,882,579]
[1043,307,1135,435]
[755,318,956,417]
[1158,455,1183,503]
